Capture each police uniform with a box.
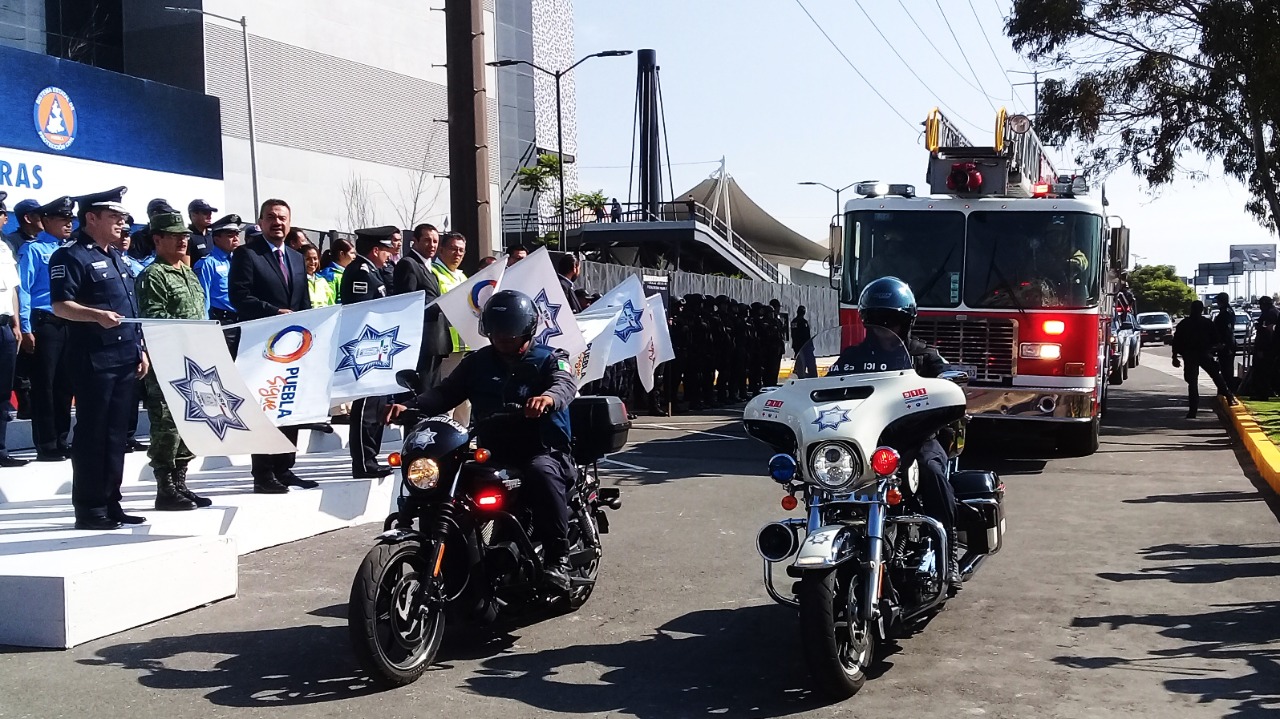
[342,227,395,478]
[49,188,144,530]
[194,214,243,356]
[186,199,217,265]
[0,198,26,467]
[22,195,77,460]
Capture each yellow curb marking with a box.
[1225,397,1280,496]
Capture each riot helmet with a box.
[859,276,918,338]
[480,290,539,341]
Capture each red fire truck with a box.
[829,108,1131,455]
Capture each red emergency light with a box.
[1032,182,1052,197]
[947,162,983,193]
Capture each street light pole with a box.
[488,51,632,246]
[165,7,259,213]
[798,180,859,221]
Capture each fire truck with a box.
[829,108,1131,455]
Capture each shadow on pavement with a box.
[465,604,828,718]
[1054,600,1280,718]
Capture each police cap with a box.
[74,186,128,216]
[355,225,400,252]
[0,191,6,213]
[146,198,175,217]
[210,214,244,234]
[13,199,40,219]
[188,198,217,214]
[36,196,76,218]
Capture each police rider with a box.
[383,290,579,592]
[858,277,963,589]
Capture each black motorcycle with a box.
[347,376,629,686]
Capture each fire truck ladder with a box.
[923,108,1057,198]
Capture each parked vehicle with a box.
[348,374,628,687]
[743,326,1006,699]
[1234,312,1252,345]
[1136,312,1173,345]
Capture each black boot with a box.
[155,469,198,511]
[948,539,964,591]
[253,475,289,494]
[542,554,571,594]
[172,466,212,508]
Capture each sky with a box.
[571,0,1279,297]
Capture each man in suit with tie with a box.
[393,223,452,390]
[228,199,314,494]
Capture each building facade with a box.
[0,0,575,256]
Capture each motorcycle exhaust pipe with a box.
[757,522,800,563]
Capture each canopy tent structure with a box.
[678,166,828,268]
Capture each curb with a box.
[1224,397,1280,496]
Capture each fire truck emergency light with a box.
[854,182,916,198]
[947,163,983,193]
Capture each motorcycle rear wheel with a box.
[566,509,602,609]
[348,540,446,687]
[798,565,875,699]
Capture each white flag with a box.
[590,275,650,365]
[331,292,426,402]
[636,294,677,392]
[572,307,623,386]
[233,305,342,425]
[499,247,587,360]
[432,259,505,350]
[143,322,296,455]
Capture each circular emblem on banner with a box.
[264,325,314,363]
[33,87,77,151]
[469,279,498,317]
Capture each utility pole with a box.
[444,0,492,272]
[1008,69,1041,117]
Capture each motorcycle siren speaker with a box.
[756,522,800,563]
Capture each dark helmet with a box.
[859,276,918,333]
[1214,292,1230,304]
[715,294,730,306]
[479,289,538,340]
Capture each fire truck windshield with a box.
[965,211,1103,310]
[844,210,966,307]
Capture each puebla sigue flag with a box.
[234,305,342,425]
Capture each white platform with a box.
[0,421,404,648]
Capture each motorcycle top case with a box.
[569,396,632,463]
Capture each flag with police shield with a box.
[143,321,297,455]
[499,247,587,362]
[234,305,343,425]
[638,294,676,392]
[431,259,505,350]
[590,275,650,365]
[330,291,426,403]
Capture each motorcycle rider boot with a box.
[172,465,212,508]
[543,555,571,594]
[155,469,198,511]
[948,539,964,591]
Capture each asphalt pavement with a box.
[2,349,1278,719]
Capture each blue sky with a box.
[573,0,1278,296]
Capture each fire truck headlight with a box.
[1042,320,1066,335]
[1020,343,1062,360]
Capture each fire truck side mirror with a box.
[828,222,843,289]
[1109,227,1130,270]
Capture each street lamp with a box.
[164,6,260,213]
[489,50,632,243]
[798,180,859,220]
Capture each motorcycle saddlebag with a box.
[951,470,1005,555]
[569,396,632,464]
[949,469,1003,501]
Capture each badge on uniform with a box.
[91,260,108,269]
[50,265,66,279]
[353,282,368,294]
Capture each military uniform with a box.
[137,211,210,510]
[49,188,144,529]
[342,226,396,478]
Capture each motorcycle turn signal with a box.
[781,494,799,511]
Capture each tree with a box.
[381,153,445,230]
[341,173,376,231]
[566,190,608,216]
[1006,0,1280,231]
[1141,278,1198,315]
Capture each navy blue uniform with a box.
[49,236,142,523]
[904,337,956,549]
[341,256,390,476]
[409,343,577,558]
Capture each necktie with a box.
[276,248,290,290]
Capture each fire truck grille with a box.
[913,318,1016,381]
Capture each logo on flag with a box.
[469,279,498,316]
[614,300,645,342]
[532,289,564,345]
[263,325,314,363]
[170,358,250,440]
[336,325,411,379]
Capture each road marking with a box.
[600,456,668,474]
[643,423,743,440]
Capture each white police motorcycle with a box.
[743,325,1006,699]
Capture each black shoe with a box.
[253,476,290,494]
[125,439,145,453]
[0,456,29,468]
[353,466,393,479]
[35,452,65,462]
[58,445,72,459]
[108,509,147,525]
[172,466,213,507]
[542,556,571,594]
[1228,397,1239,407]
[278,471,319,489]
[1186,411,1197,419]
[75,517,123,531]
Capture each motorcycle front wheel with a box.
[348,539,446,687]
[798,565,876,699]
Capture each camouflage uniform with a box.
[137,262,206,473]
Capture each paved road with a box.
[2,353,1278,719]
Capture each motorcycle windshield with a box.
[803,325,914,377]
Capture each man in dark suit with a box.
[557,252,583,313]
[393,223,452,390]
[228,199,314,494]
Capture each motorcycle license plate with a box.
[953,364,978,380]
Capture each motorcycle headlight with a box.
[404,458,440,491]
[807,442,862,491]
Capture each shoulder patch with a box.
[50,265,66,279]
[556,359,571,372]
[352,281,368,294]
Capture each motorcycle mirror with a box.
[939,370,970,387]
[395,369,422,391]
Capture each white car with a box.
[1137,312,1173,345]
